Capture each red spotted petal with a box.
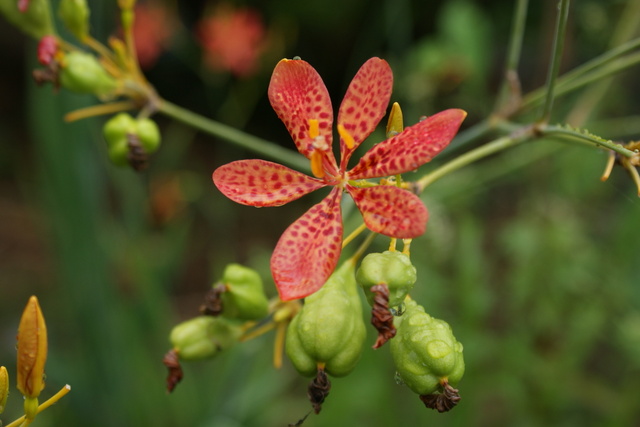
[348,109,467,180]
[268,58,335,163]
[337,57,393,169]
[213,159,326,207]
[347,185,428,238]
[271,188,343,300]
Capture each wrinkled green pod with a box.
[356,251,417,307]
[170,316,241,360]
[286,260,366,377]
[219,264,269,320]
[390,299,464,395]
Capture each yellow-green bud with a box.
[286,260,366,377]
[58,0,90,41]
[356,251,417,307]
[59,51,117,96]
[0,366,8,414]
[219,264,269,320]
[170,316,241,361]
[0,0,55,39]
[390,300,464,395]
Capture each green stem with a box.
[522,51,640,112]
[156,98,309,172]
[540,125,637,157]
[539,0,571,123]
[416,131,532,192]
[493,0,529,114]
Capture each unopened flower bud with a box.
[58,0,90,41]
[218,264,269,320]
[36,34,57,65]
[356,251,417,308]
[286,260,366,377]
[16,296,47,399]
[0,0,55,39]
[59,51,117,96]
[170,316,241,361]
[390,299,464,396]
[386,102,404,137]
[0,366,8,414]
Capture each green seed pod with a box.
[59,51,117,96]
[219,264,269,320]
[135,117,161,155]
[356,251,417,307]
[103,113,135,166]
[170,316,241,361]
[390,299,464,396]
[0,0,55,39]
[58,0,90,41]
[286,260,366,377]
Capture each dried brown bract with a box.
[370,284,396,348]
[307,367,331,414]
[162,349,184,393]
[419,380,461,413]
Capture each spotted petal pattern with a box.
[271,188,343,300]
[338,58,393,169]
[347,185,428,238]
[348,109,467,180]
[268,59,334,161]
[213,160,326,207]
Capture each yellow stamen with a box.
[308,119,320,139]
[273,322,286,369]
[600,151,616,182]
[402,238,412,255]
[338,124,355,150]
[310,150,325,178]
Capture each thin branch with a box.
[539,0,571,123]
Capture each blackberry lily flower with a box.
[213,57,466,300]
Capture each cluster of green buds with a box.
[1,0,165,169]
[390,299,464,412]
[285,259,366,413]
[1,296,71,426]
[164,264,271,392]
[103,112,161,170]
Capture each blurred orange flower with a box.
[133,1,177,69]
[197,4,267,77]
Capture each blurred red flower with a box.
[197,4,267,77]
[133,1,176,69]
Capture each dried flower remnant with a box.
[213,57,466,300]
[307,367,331,414]
[370,284,396,348]
[420,380,461,413]
[197,4,267,77]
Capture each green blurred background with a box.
[1,0,640,426]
